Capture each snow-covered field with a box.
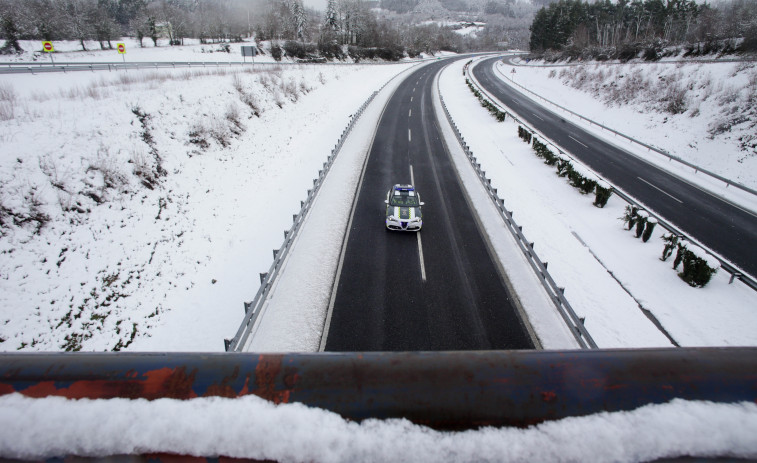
[0,40,418,352]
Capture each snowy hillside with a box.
[507,57,757,189]
[0,41,417,351]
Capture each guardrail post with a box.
[730,273,742,284]
[259,272,267,283]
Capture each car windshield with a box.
[389,192,420,207]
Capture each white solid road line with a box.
[569,135,588,148]
[417,232,427,282]
[638,177,683,204]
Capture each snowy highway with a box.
[321,58,537,351]
[474,55,757,279]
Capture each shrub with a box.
[673,242,719,287]
[556,158,572,177]
[635,210,649,238]
[642,217,657,242]
[270,42,282,61]
[188,122,210,150]
[594,182,612,207]
[283,40,317,59]
[567,168,597,194]
[318,41,344,60]
[660,233,678,261]
[518,126,532,143]
[621,205,639,230]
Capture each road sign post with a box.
[241,45,257,66]
[42,41,54,65]
[117,42,126,62]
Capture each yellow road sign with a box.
[42,41,54,52]
[117,43,126,54]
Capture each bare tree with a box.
[61,0,94,51]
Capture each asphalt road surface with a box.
[474,56,757,279]
[323,59,536,352]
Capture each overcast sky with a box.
[304,0,328,12]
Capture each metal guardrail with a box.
[439,65,597,349]
[224,91,379,352]
[467,59,757,293]
[496,59,757,198]
[2,348,756,430]
[0,59,424,74]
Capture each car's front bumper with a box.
[386,218,422,231]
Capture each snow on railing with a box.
[494,60,757,198]
[440,64,597,349]
[466,59,757,294]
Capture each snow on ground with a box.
[0,40,417,352]
[446,57,757,347]
[503,56,757,191]
[2,392,757,462]
[1,39,756,354]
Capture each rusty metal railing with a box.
[1,349,755,429]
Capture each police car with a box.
[385,184,424,231]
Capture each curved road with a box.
[474,56,757,278]
[323,59,535,352]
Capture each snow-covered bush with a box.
[567,162,597,194]
[188,121,210,150]
[673,241,720,288]
[642,216,658,242]
[556,158,572,177]
[86,144,129,201]
[635,210,649,238]
[518,126,532,143]
[533,138,558,165]
[622,205,639,230]
[466,79,505,122]
[593,181,612,208]
[660,233,678,261]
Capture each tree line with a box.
[0,0,256,53]
[529,0,757,56]
[0,0,543,58]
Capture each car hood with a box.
[390,206,421,220]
